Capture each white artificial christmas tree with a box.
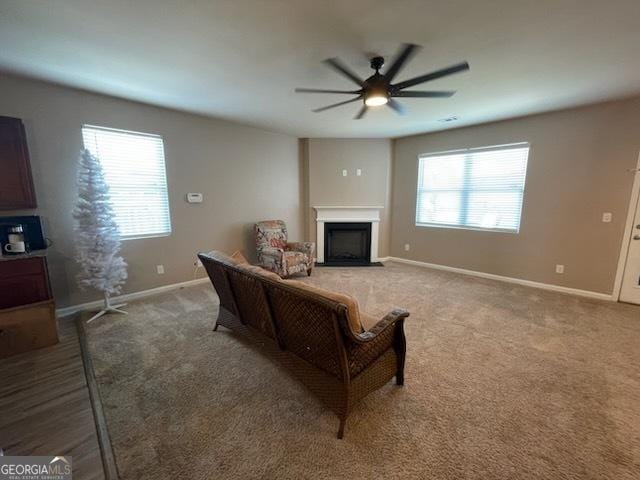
[73,149,128,322]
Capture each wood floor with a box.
[0,318,105,480]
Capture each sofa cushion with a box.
[359,313,379,332]
[237,263,282,282]
[283,280,363,333]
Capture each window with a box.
[416,143,530,233]
[82,125,171,239]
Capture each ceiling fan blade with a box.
[295,88,362,94]
[393,62,470,90]
[354,105,368,119]
[387,98,407,116]
[323,57,366,87]
[384,43,421,82]
[393,90,456,98]
[312,96,362,113]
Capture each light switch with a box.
[602,212,612,223]
[342,169,348,177]
[356,168,362,176]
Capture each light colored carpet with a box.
[85,262,640,479]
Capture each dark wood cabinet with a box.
[0,301,57,359]
[0,256,52,309]
[0,255,57,358]
[0,116,37,209]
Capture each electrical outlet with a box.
[555,264,564,274]
[196,258,203,267]
[356,168,362,176]
[404,243,410,252]
[342,169,348,177]
[156,264,165,274]
[602,212,612,223]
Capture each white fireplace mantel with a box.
[313,206,384,263]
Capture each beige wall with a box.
[4,71,637,305]
[304,138,392,257]
[391,97,640,294]
[0,74,303,308]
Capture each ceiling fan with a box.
[295,43,469,119]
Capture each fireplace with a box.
[324,222,372,266]
[314,206,383,264]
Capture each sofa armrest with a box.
[356,308,409,342]
[346,308,408,377]
[286,241,316,258]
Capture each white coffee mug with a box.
[4,241,26,253]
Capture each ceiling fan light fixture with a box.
[364,86,389,107]
[364,94,388,107]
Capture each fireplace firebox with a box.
[324,222,372,266]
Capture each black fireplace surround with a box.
[324,222,372,266]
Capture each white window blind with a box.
[416,143,530,233]
[82,125,172,239]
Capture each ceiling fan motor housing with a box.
[370,56,385,71]
[364,73,390,105]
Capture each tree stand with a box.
[86,292,127,323]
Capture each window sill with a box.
[415,223,519,234]
[121,232,172,241]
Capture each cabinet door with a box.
[0,300,58,358]
[0,116,37,209]
[0,257,51,309]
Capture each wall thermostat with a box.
[186,193,203,203]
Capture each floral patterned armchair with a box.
[255,220,315,277]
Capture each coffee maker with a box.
[0,216,46,256]
[3,224,27,255]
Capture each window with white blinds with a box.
[82,125,171,239]
[416,143,530,233]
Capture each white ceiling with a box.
[1,0,639,138]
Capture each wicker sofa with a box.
[198,250,409,438]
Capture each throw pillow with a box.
[230,250,249,265]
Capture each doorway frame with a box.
[613,151,640,301]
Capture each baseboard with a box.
[57,256,612,316]
[56,277,210,318]
[385,257,614,301]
